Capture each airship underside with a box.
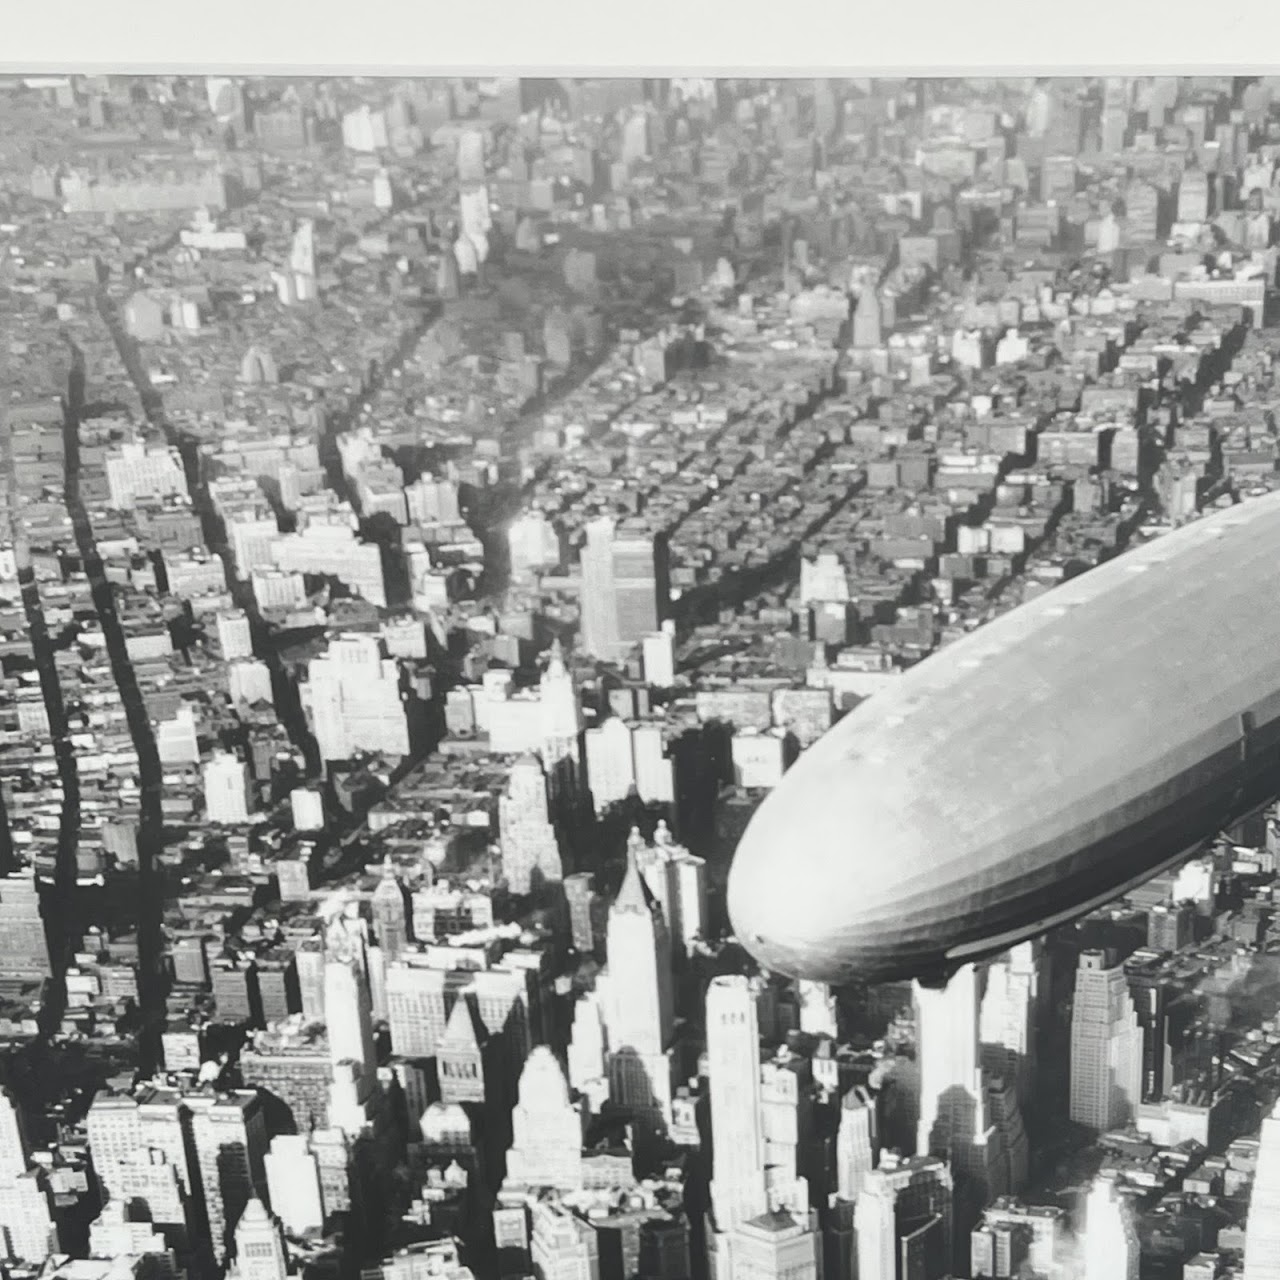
[727,492,1280,987]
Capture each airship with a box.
[728,490,1280,987]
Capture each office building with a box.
[231,1198,288,1280]
[1082,1177,1138,1280]
[797,980,837,1039]
[586,716,637,813]
[729,1208,821,1280]
[836,1086,877,1201]
[855,1153,952,1280]
[0,873,51,979]
[498,755,564,895]
[706,975,768,1232]
[105,441,189,509]
[531,1201,599,1280]
[306,633,410,763]
[87,1092,141,1200]
[189,1091,267,1262]
[216,609,254,661]
[603,846,674,1112]
[979,942,1042,1111]
[633,822,708,958]
[503,1047,583,1192]
[641,630,676,688]
[916,967,1013,1212]
[580,517,664,664]
[1070,951,1143,1131]
[371,860,410,959]
[0,1169,58,1264]
[324,958,375,1079]
[508,511,561,577]
[0,1090,27,1184]
[1244,1099,1280,1280]
[204,751,253,824]
[290,788,325,833]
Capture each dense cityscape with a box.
[1,71,1280,1280]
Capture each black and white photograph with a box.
[6,30,1280,1280]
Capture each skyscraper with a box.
[305,633,410,763]
[503,1047,583,1192]
[579,516,664,664]
[979,941,1042,1111]
[264,1135,325,1236]
[530,1200,600,1280]
[231,1198,288,1280]
[1070,951,1143,1132]
[371,859,410,959]
[603,844,674,1122]
[706,975,768,1232]
[498,755,564,895]
[87,1092,141,1200]
[324,958,375,1079]
[1082,1176,1138,1280]
[797,979,837,1039]
[539,640,582,768]
[855,1153,953,1280]
[189,1091,268,1262]
[0,1090,28,1183]
[916,965,1021,1268]
[1244,1100,1280,1280]
[634,822,708,959]
[835,1085,877,1201]
[585,716,637,814]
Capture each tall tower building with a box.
[498,755,564,896]
[797,980,838,1039]
[504,1047,583,1192]
[371,859,409,959]
[855,1153,953,1280]
[204,751,253,824]
[264,1136,323,1236]
[634,822,708,958]
[979,941,1042,1112]
[579,516,664,664]
[539,640,582,767]
[1082,1176,1139,1280]
[324,958,375,1079]
[604,848,673,1063]
[1244,1100,1280,1280]
[585,716,636,814]
[915,965,1019,1266]
[86,1092,141,1199]
[603,845,674,1123]
[0,1089,28,1183]
[1070,951,1142,1132]
[836,1085,877,1201]
[189,1091,268,1262]
[305,633,410,763]
[231,1198,288,1280]
[706,975,768,1232]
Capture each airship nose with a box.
[727,782,861,985]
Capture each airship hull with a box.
[727,493,1280,986]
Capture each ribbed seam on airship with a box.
[727,490,1280,986]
